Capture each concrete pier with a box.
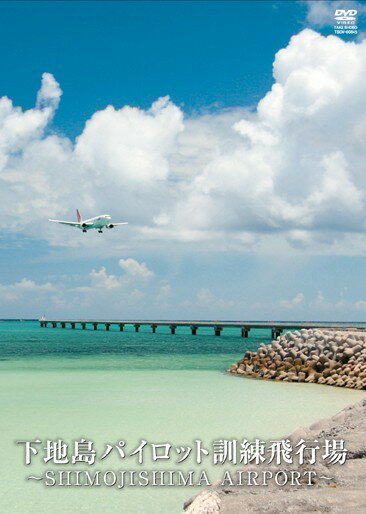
[39,320,366,338]
[214,326,222,336]
[241,327,249,338]
[272,328,283,339]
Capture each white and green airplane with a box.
[49,209,128,233]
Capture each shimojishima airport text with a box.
[32,468,329,489]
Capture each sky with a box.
[2,0,366,320]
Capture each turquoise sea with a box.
[0,321,364,513]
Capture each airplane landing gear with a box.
[98,230,103,233]
[83,229,87,233]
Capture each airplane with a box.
[49,209,128,233]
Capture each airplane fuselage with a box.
[81,214,112,230]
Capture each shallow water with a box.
[0,322,364,513]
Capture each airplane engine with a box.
[81,223,88,228]
[106,224,114,229]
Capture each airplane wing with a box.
[48,219,81,226]
[112,222,128,226]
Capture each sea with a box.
[0,320,364,513]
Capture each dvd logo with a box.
[334,9,357,20]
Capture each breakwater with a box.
[228,328,366,389]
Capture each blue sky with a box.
[2,0,366,320]
[1,1,306,138]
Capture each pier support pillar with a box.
[81,323,86,330]
[134,324,140,333]
[241,327,249,338]
[93,323,98,331]
[52,322,57,328]
[272,328,283,339]
[105,323,110,331]
[119,324,124,332]
[214,326,222,336]
[61,322,66,328]
[191,326,197,336]
[71,322,75,329]
[44,322,48,327]
[170,325,176,335]
[151,324,157,333]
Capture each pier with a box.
[39,320,366,338]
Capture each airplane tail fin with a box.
[76,209,82,223]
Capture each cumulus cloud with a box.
[75,96,183,183]
[2,30,366,255]
[0,262,159,317]
[83,259,155,294]
[119,258,154,279]
[0,278,55,302]
[89,267,122,289]
[36,72,62,110]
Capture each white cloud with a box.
[196,287,234,310]
[159,284,171,296]
[0,260,158,316]
[89,267,122,289]
[196,288,215,305]
[2,30,366,255]
[279,292,305,309]
[75,96,183,183]
[310,289,333,310]
[83,260,154,293]
[0,278,55,302]
[119,258,154,279]
[36,72,62,110]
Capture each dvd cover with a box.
[1,1,366,513]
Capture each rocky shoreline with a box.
[184,397,366,513]
[183,329,366,513]
[228,328,366,389]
